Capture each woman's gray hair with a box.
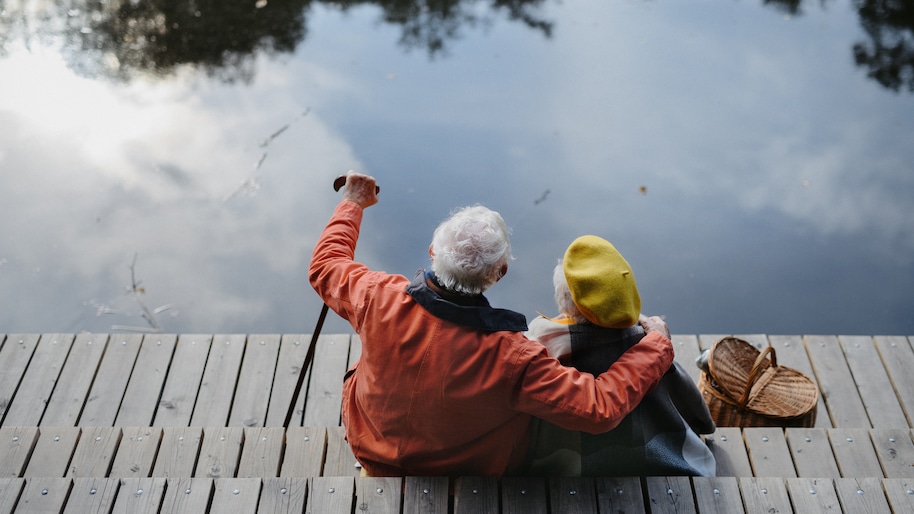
[430,205,513,295]
[553,260,588,323]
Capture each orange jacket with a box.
[309,201,675,476]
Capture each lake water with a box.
[1,0,912,337]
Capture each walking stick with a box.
[282,175,379,429]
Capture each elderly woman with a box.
[525,235,717,477]
[309,172,675,477]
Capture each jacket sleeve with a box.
[513,331,675,434]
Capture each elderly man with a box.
[309,171,674,477]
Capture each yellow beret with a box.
[563,235,641,328]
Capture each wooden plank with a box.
[41,333,109,426]
[874,335,914,427]
[870,428,914,478]
[828,428,885,477]
[0,426,38,478]
[159,477,213,512]
[834,477,892,513]
[743,427,796,478]
[453,476,498,514]
[785,477,841,512]
[191,334,246,427]
[152,426,203,478]
[404,476,450,514]
[67,426,121,478]
[197,426,243,479]
[0,334,41,422]
[739,477,791,514]
[238,426,284,478]
[2,334,74,426]
[211,478,263,512]
[645,476,696,514]
[323,426,360,477]
[805,334,871,427]
[115,334,177,426]
[16,477,71,513]
[785,428,841,478]
[265,334,312,427]
[501,476,547,514]
[594,476,645,513]
[839,335,908,427]
[24,427,80,478]
[280,426,326,478]
[154,334,212,426]
[64,477,119,514]
[705,427,753,477]
[303,334,351,427]
[768,335,831,429]
[0,478,24,514]
[671,334,702,384]
[260,477,308,513]
[307,476,355,513]
[110,427,162,479]
[78,334,143,426]
[882,478,914,512]
[691,476,745,514]
[111,477,167,514]
[229,335,281,428]
[356,477,401,513]
[697,334,731,351]
[549,477,597,514]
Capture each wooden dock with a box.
[0,332,912,513]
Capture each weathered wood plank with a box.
[323,426,360,477]
[159,477,213,512]
[42,333,109,426]
[109,427,162,479]
[785,428,841,478]
[211,478,263,512]
[739,477,791,513]
[67,426,120,478]
[115,334,177,426]
[303,334,351,427]
[307,476,355,513]
[152,426,202,478]
[671,334,702,384]
[870,428,914,478]
[0,334,41,423]
[280,426,326,478]
[594,477,645,513]
[705,427,753,477]
[229,334,281,428]
[828,428,884,477]
[874,335,914,427]
[16,477,71,513]
[405,476,450,514]
[645,476,696,514]
[743,427,797,478]
[197,426,243,479]
[78,334,143,426]
[24,427,80,478]
[238,426,284,478]
[834,477,891,513]
[260,477,309,513]
[501,476,547,514]
[768,335,831,429]
[882,477,914,512]
[0,426,38,478]
[0,478,24,514]
[805,334,871,427]
[265,335,312,427]
[154,334,212,426]
[111,477,167,514]
[192,334,246,427]
[453,476,498,514]
[786,477,841,512]
[2,334,74,426]
[839,335,908,427]
[549,477,597,514]
[64,477,119,514]
[692,476,745,514]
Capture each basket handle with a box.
[737,346,777,409]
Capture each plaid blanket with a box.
[524,319,717,477]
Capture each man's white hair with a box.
[430,205,512,295]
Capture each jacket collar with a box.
[406,270,528,332]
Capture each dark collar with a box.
[406,270,528,332]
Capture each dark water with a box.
[1,0,912,337]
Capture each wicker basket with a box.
[698,337,818,427]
